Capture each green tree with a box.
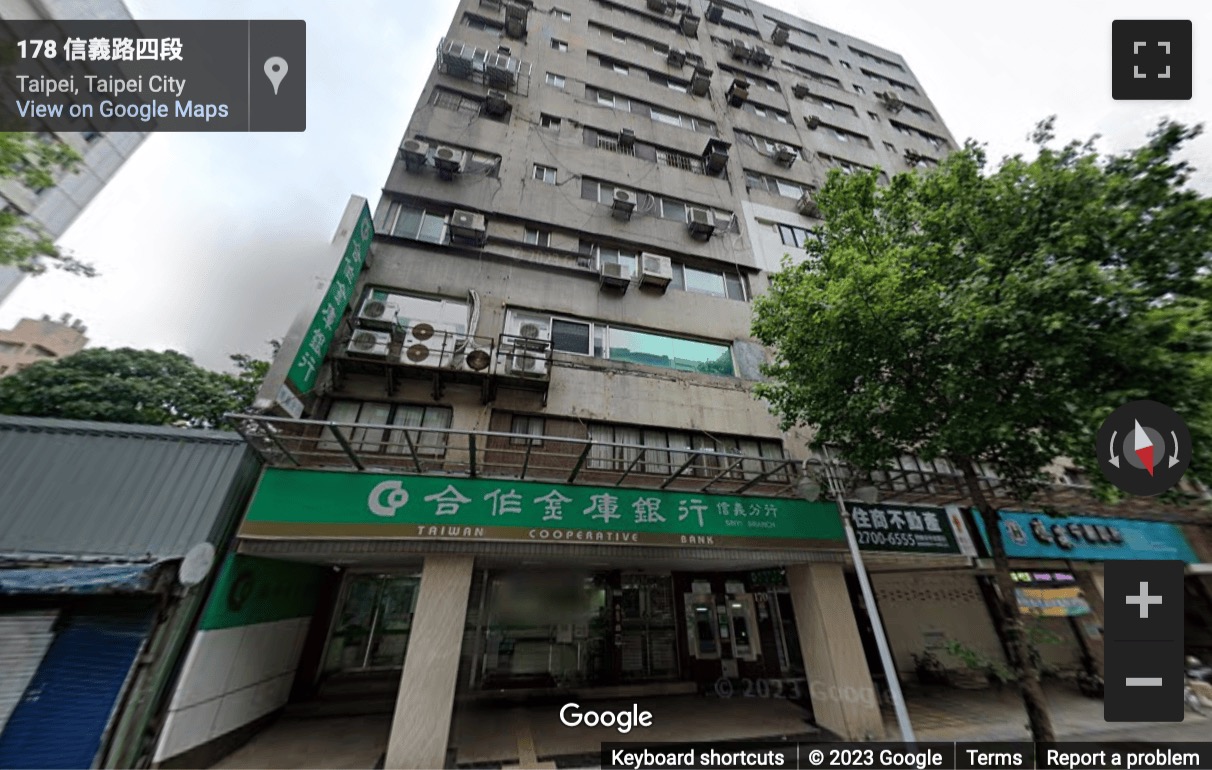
[751,119,1212,740]
[0,131,93,276]
[0,347,272,429]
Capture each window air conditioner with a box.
[445,338,492,373]
[619,128,635,147]
[687,207,716,239]
[706,3,724,23]
[346,329,391,359]
[726,77,750,107]
[505,345,550,378]
[730,38,750,60]
[792,82,811,99]
[484,89,510,116]
[666,48,686,68]
[505,3,528,38]
[449,209,487,245]
[751,45,773,66]
[357,290,407,329]
[771,25,789,46]
[401,322,445,369]
[612,189,636,221]
[702,139,730,173]
[639,253,673,291]
[433,146,465,179]
[485,54,519,88]
[805,114,821,129]
[797,191,821,218]
[441,39,475,78]
[401,139,429,172]
[599,261,631,291]
[774,144,797,167]
[680,12,700,36]
[690,67,712,96]
[878,90,905,113]
[647,0,669,13]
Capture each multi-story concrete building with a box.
[0,314,87,377]
[0,0,148,305]
[155,2,972,767]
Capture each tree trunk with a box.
[960,462,1057,741]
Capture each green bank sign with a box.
[286,201,374,395]
[242,468,846,550]
[200,554,325,630]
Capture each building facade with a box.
[158,1,961,767]
[0,315,88,377]
[0,0,149,305]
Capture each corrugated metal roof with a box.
[0,416,261,560]
[0,563,166,594]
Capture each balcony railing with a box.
[228,415,800,498]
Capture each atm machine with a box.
[685,581,761,680]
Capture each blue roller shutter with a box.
[0,605,154,769]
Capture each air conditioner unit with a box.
[878,90,905,113]
[797,190,821,218]
[358,290,407,329]
[751,45,773,66]
[485,53,519,88]
[505,3,528,38]
[445,338,492,373]
[792,82,811,99]
[639,253,673,290]
[441,39,476,78]
[449,209,487,244]
[687,207,716,239]
[666,48,686,68]
[771,25,789,46]
[774,144,797,167]
[619,128,635,147]
[611,188,636,221]
[703,139,730,173]
[680,12,700,36]
[730,38,750,60]
[433,146,465,179]
[647,0,669,12]
[401,322,445,368]
[726,77,749,106]
[690,67,712,96]
[805,114,821,129]
[484,89,510,116]
[346,329,391,359]
[599,261,631,291]
[505,344,550,378]
[705,3,724,22]
[401,139,429,171]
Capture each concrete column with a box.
[385,555,475,770]
[787,562,885,740]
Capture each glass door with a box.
[325,574,420,673]
[620,574,680,679]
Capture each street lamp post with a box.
[802,456,916,742]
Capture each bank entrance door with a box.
[619,574,680,680]
[324,573,419,672]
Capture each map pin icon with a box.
[264,57,288,95]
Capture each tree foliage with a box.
[753,119,1212,494]
[0,131,94,276]
[751,118,1212,740]
[0,347,271,429]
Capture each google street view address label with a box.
[0,20,304,132]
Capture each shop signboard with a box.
[848,503,978,556]
[1010,571,1090,617]
[240,468,847,550]
[974,510,1198,563]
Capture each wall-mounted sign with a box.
[241,468,847,550]
[974,511,1197,563]
[1014,586,1091,617]
[848,503,977,556]
[1010,571,1077,584]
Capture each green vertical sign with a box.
[286,201,374,395]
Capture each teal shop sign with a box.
[286,201,374,395]
[241,468,846,550]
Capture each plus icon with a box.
[1126,581,1163,619]
[1112,20,1192,100]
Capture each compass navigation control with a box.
[1097,400,1191,496]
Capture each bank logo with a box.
[368,480,409,517]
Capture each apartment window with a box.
[595,133,636,156]
[596,90,616,107]
[551,39,568,51]
[883,141,896,152]
[853,84,865,94]
[586,423,785,478]
[0,341,23,354]
[655,148,703,173]
[533,164,557,184]
[828,38,838,46]
[510,415,547,445]
[597,246,639,277]
[868,111,879,122]
[840,60,851,69]
[777,222,816,248]
[739,102,789,123]
[382,202,447,244]
[746,171,813,200]
[551,8,571,20]
[540,113,561,129]
[545,72,566,88]
[833,130,849,143]
[324,401,454,456]
[524,228,550,246]
[464,13,504,31]
[734,130,801,158]
[430,88,481,114]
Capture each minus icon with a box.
[1126,677,1163,686]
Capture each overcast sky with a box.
[0,0,1208,371]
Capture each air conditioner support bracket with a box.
[431,370,444,402]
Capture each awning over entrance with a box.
[0,563,166,595]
